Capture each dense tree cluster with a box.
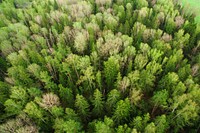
[0,0,200,132]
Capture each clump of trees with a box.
[0,0,200,132]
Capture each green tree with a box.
[4,99,22,116]
[24,101,43,120]
[92,89,104,117]
[75,94,90,121]
[106,89,121,113]
[94,117,114,133]
[58,84,74,107]
[65,108,81,122]
[144,122,156,133]
[112,98,131,124]
[154,115,169,133]
[151,89,169,114]
[131,113,150,132]
[104,56,120,89]
[116,124,132,133]
[54,119,82,133]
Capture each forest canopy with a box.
[0,0,200,132]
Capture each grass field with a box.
[181,0,200,22]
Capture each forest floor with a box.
[181,0,200,23]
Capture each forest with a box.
[0,0,199,132]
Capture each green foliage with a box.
[131,113,150,132]
[92,89,104,117]
[106,89,121,112]
[144,122,156,133]
[75,94,90,121]
[65,108,80,122]
[116,124,132,133]
[4,99,22,116]
[54,119,82,133]
[154,115,169,133]
[24,101,43,119]
[0,82,9,116]
[104,56,120,89]
[94,117,114,133]
[58,84,74,107]
[112,98,131,124]
[0,0,199,132]
[151,89,168,108]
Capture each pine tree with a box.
[94,117,114,133]
[65,108,81,122]
[75,94,90,121]
[58,84,74,107]
[92,89,104,117]
[131,113,150,132]
[104,56,120,89]
[144,122,156,133]
[106,89,121,112]
[151,89,168,115]
[154,115,169,133]
[116,124,132,133]
[112,98,131,124]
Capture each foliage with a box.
[0,0,199,132]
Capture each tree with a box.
[144,122,156,133]
[94,117,114,133]
[170,96,199,131]
[165,17,176,34]
[154,115,169,133]
[75,94,90,121]
[112,98,131,124]
[92,89,104,117]
[139,70,155,92]
[106,89,121,113]
[151,89,169,111]
[77,66,95,93]
[74,30,89,54]
[131,113,150,132]
[104,56,120,90]
[103,13,118,32]
[39,93,60,109]
[129,88,142,105]
[158,72,180,92]
[39,71,57,92]
[134,54,148,70]
[10,86,28,106]
[65,108,81,122]
[116,124,132,133]
[4,99,23,116]
[54,119,82,133]
[24,101,43,120]
[0,114,38,133]
[58,84,74,107]
[0,82,10,116]
[7,66,33,87]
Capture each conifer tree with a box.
[92,89,104,117]
[75,94,90,121]
[104,56,120,90]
